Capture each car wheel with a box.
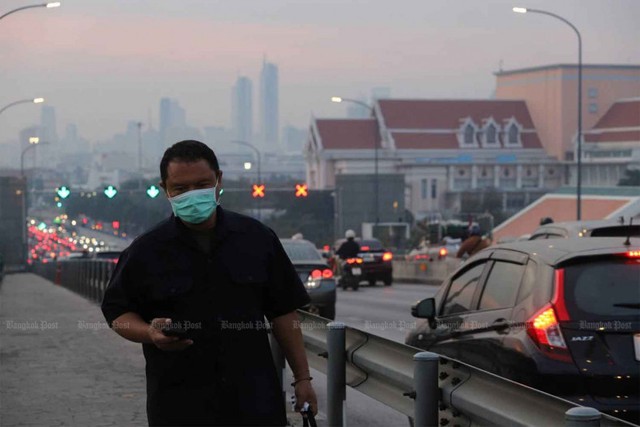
[383,275,392,286]
[320,306,336,320]
[352,281,359,291]
[368,279,376,287]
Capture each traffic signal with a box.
[56,186,70,199]
[295,183,308,198]
[104,185,118,199]
[146,185,160,198]
[252,184,265,198]
[112,220,120,230]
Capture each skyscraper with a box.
[39,105,58,143]
[232,76,253,143]
[159,97,187,147]
[259,60,279,151]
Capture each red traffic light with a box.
[252,184,265,198]
[295,183,308,198]
[112,220,120,230]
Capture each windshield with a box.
[563,258,640,321]
[281,242,322,261]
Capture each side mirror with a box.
[411,298,436,319]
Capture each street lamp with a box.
[232,140,262,220]
[331,96,380,224]
[513,7,583,220]
[0,2,60,21]
[20,137,48,269]
[0,98,44,116]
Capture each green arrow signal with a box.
[104,185,118,199]
[146,185,160,198]
[57,186,70,199]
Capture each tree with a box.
[618,168,640,186]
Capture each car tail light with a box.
[346,258,363,264]
[322,269,333,279]
[311,269,322,279]
[439,248,448,258]
[382,252,393,261]
[361,246,370,251]
[526,269,571,362]
[626,250,640,258]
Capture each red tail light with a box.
[361,246,370,251]
[626,250,640,258]
[382,252,393,261]
[311,269,322,279]
[346,258,363,264]
[439,248,448,257]
[526,268,571,362]
[322,269,333,279]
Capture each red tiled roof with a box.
[391,131,542,150]
[392,133,456,150]
[584,130,640,143]
[591,99,640,130]
[378,99,536,129]
[493,197,630,241]
[315,119,380,150]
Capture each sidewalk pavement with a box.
[1,273,147,426]
[0,273,312,427]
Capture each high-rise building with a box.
[159,97,187,147]
[39,105,58,143]
[232,76,253,143]
[260,60,279,152]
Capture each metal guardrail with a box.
[31,259,115,303]
[292,311,635,427]
[392,258,459,285]
[29,260,635,427]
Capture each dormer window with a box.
[508,124,518,144]
[457,117,479,147]
[480,117,500,148]
[464,124,475,144]
[486,124,497,144]
[502,117,523,147]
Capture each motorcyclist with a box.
[336,230,360,260]
[456,225,491,259]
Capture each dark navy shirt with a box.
[101,207,310,426]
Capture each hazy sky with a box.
[1,0,639,145]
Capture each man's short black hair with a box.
[160,140,219,184]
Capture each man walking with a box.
[101,140,317,426]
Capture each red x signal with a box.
[252,184,265,198]
[295,184,308,198]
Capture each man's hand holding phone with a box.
[148,318,193,351]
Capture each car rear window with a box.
[563,258,640,320]
[281,242,322,261]
[359,240,384,251]
[590,225,640,237]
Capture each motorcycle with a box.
[338,257,363,291]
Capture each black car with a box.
[281,238,337,319]
[333,238,393,286]
[407,237,640,422]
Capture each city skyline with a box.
[1,0,639,147]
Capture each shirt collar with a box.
[162,205,242,245]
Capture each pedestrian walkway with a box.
[1,273,147,426]
[0,273,316,427]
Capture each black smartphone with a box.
[162,324,189,339]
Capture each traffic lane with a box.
[334,283,440,343]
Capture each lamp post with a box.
[20,137,48,269]
[331,96,380,225]
[512,7,582,220]
[232,140,262,220]
[0,2,60,21]
[0,98,44,116]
